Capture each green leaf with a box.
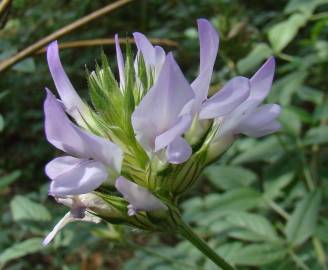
[226,212,279,242]
[315,219,328,243]
[12,58,36,73]
[279,107,301,136]
[0,114,4,132]
[264,172,294,200]
[123,243,197,270]
[205,188,262,212]
[314,102,328,121]
[268,13,308,53]
[0,170,21,190]
[0,238,43,266]
[303,126,328,145]
[286,190,321,246]
[269,71,307,105]
[237,43,273,74]
[10,195,51,222]
[217,242,288,266]
[297,85,324,105]
[204,165,256,190]
[182,188,262,226]
[0,90,10,100]
[285,0,328,15]
[232,137,284,164]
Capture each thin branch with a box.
[0,0,12,16]
[0,0,134,73]
[35,38,178,54]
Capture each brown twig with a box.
[0,0,134,73]
[0,0,12,16]
[35,38,178,54]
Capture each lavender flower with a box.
[43,194,103,246]
[131,53,194,164]
[115,177,167,216]
[43,19,281,247]
[44,88,123,196]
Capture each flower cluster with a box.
[43,19,280,245]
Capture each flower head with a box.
[43,19,281,244]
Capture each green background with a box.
[0,0,327,269]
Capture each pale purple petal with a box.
[44,89,123,171]
[47,157,108,196]
[43,211,100,246]
[133,33,166,80]
[115,177,167,215]
[212,58,279,143]
[115,34,125,89]
[219,100,260,137]
[235,104,281,137]
[154,46,166,69]
[132,53,194,152]
[56,194,107,214]
[240,120,281,138]
[133,32,156,66]
[45,156,82,179]
[166,136,192,164]
[47,41,86,121]
[191,19,219,107]
[155,114,192,152]
[43,212,73,246]
[249,57,275,102]
[199,76,250,119]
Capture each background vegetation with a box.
[0,0,327,269]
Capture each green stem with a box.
[179,220,236,270]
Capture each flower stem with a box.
[178,220,236,270]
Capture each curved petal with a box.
[43,211,100,246]
[45,156,83,179]
[115,34,125,89]
[47,157,108,196]
[235,104,281,137]
[43,212,73,246]
[199,76,250,119]
[55,193,108,214]
[47,41,86,121]
[132,53,194,152]
[219,100,259,137]
[166,136,192,164]
[133,32,156,66]
[240,120,281,138]
[191,19,219,107]
[249,57,275,102]
[154,45,166,77]
[155,114,192,152]
[44,90,123,171]
[133,32,166,81]
[115,177,167,216]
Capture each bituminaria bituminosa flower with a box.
[43,19,280,249]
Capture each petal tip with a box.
[197,18,211,26]
[114,176,125,191]
[47,40,58,51]
[262,56,276,72]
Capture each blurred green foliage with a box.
[0,0,328,269]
